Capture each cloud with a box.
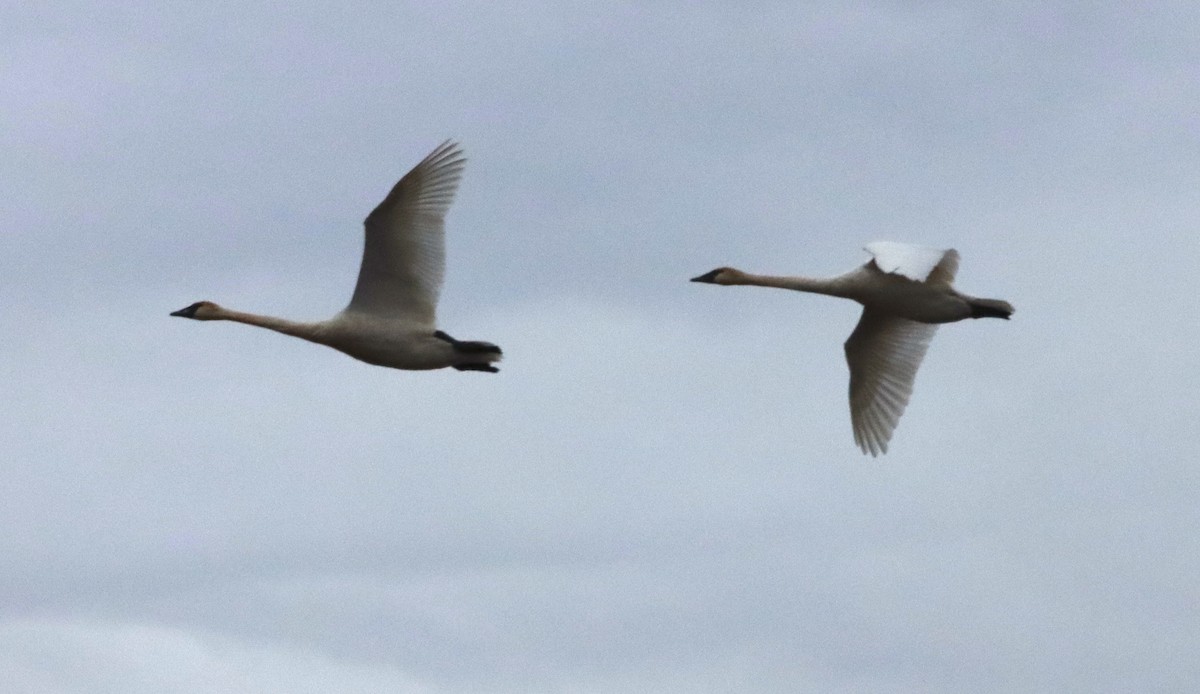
[0,618,436,694]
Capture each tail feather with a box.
[969,298,1014,320]
[452,339,502,355]
[434,330,502,372]
[434,330,501,353]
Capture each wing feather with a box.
[346,140,466,325]
[844,309,938,456]
[865,242,958,286]
[926,249,959,286]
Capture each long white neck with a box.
[214,307,327,343]
[730,271,853,298]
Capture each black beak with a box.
[170,303,201,318]
[690,270,721,283]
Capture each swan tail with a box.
[435,331,503,372]
[968,298,1014,320]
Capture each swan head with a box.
[170,301,222,320]
[690,267,745,285]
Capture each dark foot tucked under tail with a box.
[968,298,1015,320]
[453,363,500,373]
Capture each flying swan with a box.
[691,242,1012,455]
[171,141,502,372]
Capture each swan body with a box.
[691,242,1013,456]
[171,141,502,373]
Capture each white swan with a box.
[691,242,1013,456]
[171,141,502,372]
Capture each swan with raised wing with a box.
[171,140,502,373]
[691,242,1012,455]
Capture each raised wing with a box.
[865,242,958,286]
[925,248,959,286]
[844,309,938,456]
[346,140,466,325]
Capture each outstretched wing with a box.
[844,309,938,456]
[346,140,466,326]
[865,241,958,286]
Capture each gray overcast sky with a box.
[2,2,1198,692]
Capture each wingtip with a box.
[433,138,464,159]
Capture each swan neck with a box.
[737,273,848,297]
[217,308,325,341]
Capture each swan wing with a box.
[864,242,958,285]
[925,248,959,286]
[844,309,938,456]
[346,140,466,325]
